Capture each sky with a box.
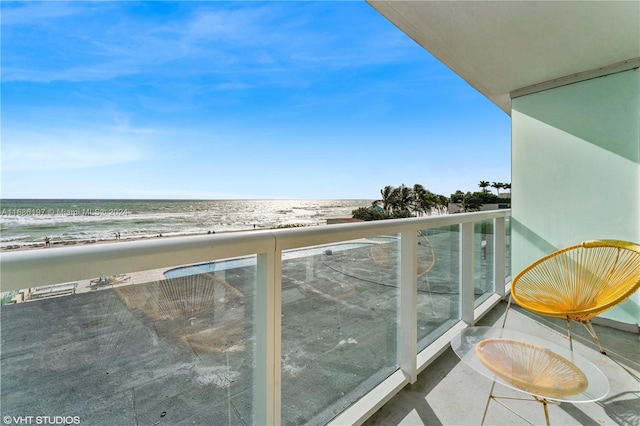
[1,1,511,200]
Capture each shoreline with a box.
[0,222,338,253]
[0,227,266,253]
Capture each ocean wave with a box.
[0,199,372,247]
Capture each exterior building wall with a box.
[511,68,640,327]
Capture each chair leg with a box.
[481,380,497,425]
[542,399,550,426]
[501,294,513,328]
[566,317,573,352]
[583,320,607,355]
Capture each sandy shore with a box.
[0,227,266,253]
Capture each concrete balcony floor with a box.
[2,280,637,426]
[365,301,640,426]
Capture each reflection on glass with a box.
[1,265,256,425]
[474,220,495,306]
[506,216,512,282]
[417,225,461,350]
[280,238,399,425]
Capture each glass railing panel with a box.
[280,238,400,425]
[417,225,461,350]
[505,216,512,282]
[474,220,495,306]
[0,261,256,425]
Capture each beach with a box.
[0,199,371,251]
[2,227,260,252]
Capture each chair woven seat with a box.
[475,338,588,398]
[370,233,435,276]
[511,240,640,321]
[508,240,640,354]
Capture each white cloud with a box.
[1,1,423,88]
[1,128,149,172]
[0,1,86,26]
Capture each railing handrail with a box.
[0,209,510,292]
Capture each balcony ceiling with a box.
[367,1,640,114]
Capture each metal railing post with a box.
[494,217,506,297]
[399,230,418,383]
[255,250,281,425]
[461,222,475,325]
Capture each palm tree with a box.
[491,182,503,195]
[479,180,490,192]
[378,185,395,214]
[375,184,450,216]
[460,192,482,212]
[412,184,427,216]
[417,189,436,216]
[450,190,465,203]
[391,184,413,213]
[435,194,449,214]
[503,183,511,194]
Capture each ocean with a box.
[0,199,372,249]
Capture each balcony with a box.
[365,302,640,425]
[1,209,638,425]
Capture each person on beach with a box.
[44,237,51,248]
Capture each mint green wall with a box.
[512,68,640,327]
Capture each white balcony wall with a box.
[511,67,640,327]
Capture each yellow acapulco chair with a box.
[506,239,640,354]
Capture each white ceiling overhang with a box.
[367,1,640,114]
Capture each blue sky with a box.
[1,1,510,200]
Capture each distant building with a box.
[326,218,365,225]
